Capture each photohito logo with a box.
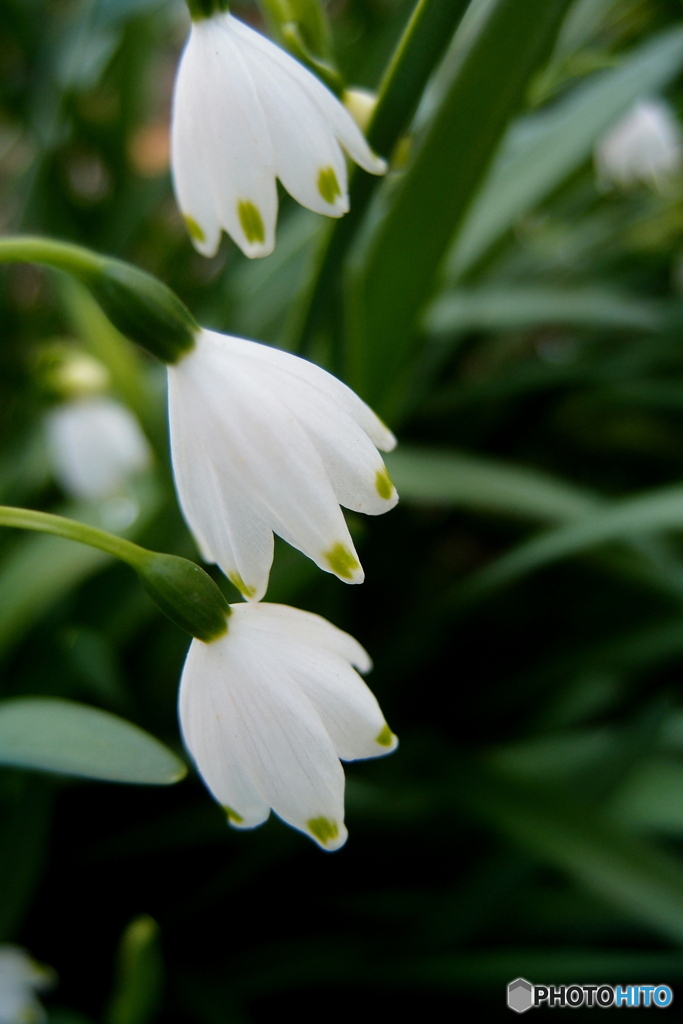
[507,979,673,1012]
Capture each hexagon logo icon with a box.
[508,978,534,1013]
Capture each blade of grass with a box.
[346,0,576,416]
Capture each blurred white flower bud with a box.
[595,98,682,190]
[0,945,54,1024]
[45,396,151,500]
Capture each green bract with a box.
[0,237,198,364]
[135,552,231,643]
[186,0,230,21]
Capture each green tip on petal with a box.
[317,167,342,205]
[237,200,266,246]
[224,805,244,825]
[376,724,396,747]
[375,466,394,500]
[308,817,339,845]
[324,542,361,580]
[228,572,257,600]
[184,215,206,244]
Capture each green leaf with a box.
[386,448,597,522]
[466,764,683,944]
[425,285,664,334]
[447,26,683,279]
[294,0,472,354]
[346,0,575,415]
[464,482,683,598]
[0,698,187,785]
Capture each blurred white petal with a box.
[595,98,683,190]
[45,396,151,500]
[0,946,54,1024]
[179,603,397,849]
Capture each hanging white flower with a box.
[0,946,54,1024]
[45,395,152,501]
[171,7,386,258]
[179,601,397,850]
[595,98,683,190]
[167,328,398,601]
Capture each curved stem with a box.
[0,236,102,277]
[0,506,146,569]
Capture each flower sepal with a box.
[83,258,198,365]
[186,0,230,21]
[0,237,198,364]
[135,552,231,642]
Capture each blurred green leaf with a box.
[294,0,472,353]
[0,697,186,784]
[463,482,683,598]
[105,915,163,1024]
[426,285,664,334]
[447,26,683,279]
[467,764,683,944]
[346,0,575,414]
[387,447,597,521]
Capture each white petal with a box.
[182,622,348,850]
[231,602,371,673]
[223,332,397,451]
[174,337,365,586]
[229,16,386,175]
[168,366,274,600]
[232,606,392,760]
[292,649,397,761]
[179,639,271,828]
[244,39,349,217]
[173,19,278,258]
[171,45,222,257]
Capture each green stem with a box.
[0,236,197,364]
[0,506,146,568]
[0,507,230,642]
[0,236,101,277]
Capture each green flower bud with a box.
[186,0,230,21]
[0,237,198,365]
[81,258,198,365]
[135,552,231,642]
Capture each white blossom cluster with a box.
[154,5,397,849]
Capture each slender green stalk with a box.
[0,237,99,278]
[0,507,230,642]
[0,506,145,567]
[0,236,197,364]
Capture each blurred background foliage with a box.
[5,0,683,1019]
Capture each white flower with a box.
[595,98,683,190]
[0,946,54,1024]
[171,10,386,258]
[179,602,397,850]
[45,396,151,500]
[167,328,398,601]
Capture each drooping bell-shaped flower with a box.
[167,328,398,601]
[45,395,151,500]
[595,98,683,190]
[171,4,386,258]
[0,946,54,1024]
[179,601,397,850]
